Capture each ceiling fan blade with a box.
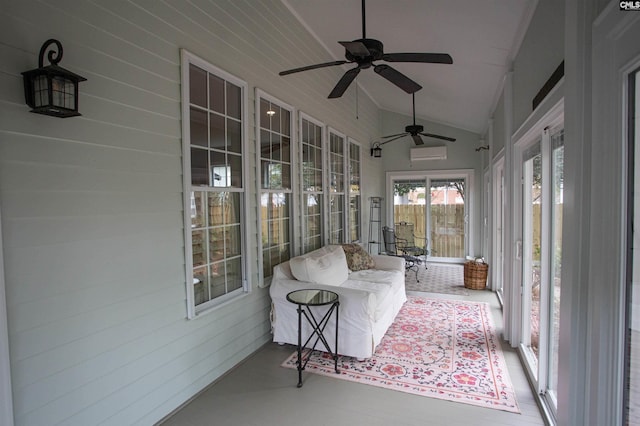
[420,132,456,142]
[380,132,409,139]
[328,67,361,98]
[411,134,424,145]
[374,64,422,94]
[379,133,409,145]
[339,41,370,57]
[279,60,349,76]
[382,53,453,64]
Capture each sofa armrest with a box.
[270,278,376,320]
[371,255,405,272]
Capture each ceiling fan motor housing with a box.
[405,124,424,134]
[345,38,384,64]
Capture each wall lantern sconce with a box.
[370,142,382,158]
[22,39,87,118]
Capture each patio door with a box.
[519,125,564,417]
[388,170,472,263]
[428,178,467,262]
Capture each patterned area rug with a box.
[282,296,520,413]
[404,262,470,295]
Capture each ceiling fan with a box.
[279,0,453,99]
[378,93,456,146]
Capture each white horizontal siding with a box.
[0,0,384,425]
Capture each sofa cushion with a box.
[289,246,349,285]
[341,243,375,271]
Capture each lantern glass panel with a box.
[52,76,74,109]
[34,75,49,107]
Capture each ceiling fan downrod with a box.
[362,0,366,38]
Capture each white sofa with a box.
[269,245,407,359]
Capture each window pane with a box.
[260,129,271,160]
[226,258,243,291]
[209,74,224,113]
[226,225,241,257]
[208,193,224,226]
[210,261,226,298]
[282,136,291,163]
[190,108,208,147]
[282,110,290,137]
[210,113,225,150]
[193,266,208,306]
[259,99,270,128]
[209,227,224,262]
[229,154,242,188]
[281,164,291,190]
[192,230,206,267]
[210,151,227,187]
[225,192,241,224]
[226,82,241,119]
[271,105,281,133]
[191,191,206,228]
[189,64,207,108]
[191,148,208,186]
[227,118,241,153]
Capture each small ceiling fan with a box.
[279,0,453,99]
[378,93,456,146]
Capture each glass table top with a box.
[286,289,339,306]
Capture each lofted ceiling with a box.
[281,0,537,135]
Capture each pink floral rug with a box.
[282,296,520,413]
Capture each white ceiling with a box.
[282,0,536,134]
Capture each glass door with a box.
[390,171,472,263]
[392,178,428,252]
[520,126,564,417]
[521,141,542,371]
[428,178,467,261]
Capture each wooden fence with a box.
[394,205,465,258]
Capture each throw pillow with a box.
[341,243,375,271]
[289,246,349,285]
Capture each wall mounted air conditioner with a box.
[410,146,447,161]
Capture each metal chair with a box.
[394,222,429,269]
[382,225,421,282]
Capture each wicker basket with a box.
[464,260,489,290]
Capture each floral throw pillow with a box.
[341,243,375,271]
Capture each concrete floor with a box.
[160,290,545,426]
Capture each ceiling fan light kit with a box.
[279,0,452,99]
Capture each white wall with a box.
[512,0,565,132]
[0,1,381,424]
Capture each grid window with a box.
[329,130,346,244]
[258,92,293,282]
[300,116,324,253]
[348,140,361,242]
[182,52,247,317]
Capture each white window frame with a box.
[511,97,563,420]
[347,137,362,243]
[327,127,347,244]
[255,89,295,287]
[386,169,475,263]
[180,49,249,319]
[299,112,326,254]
